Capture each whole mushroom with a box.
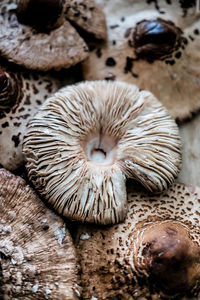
[74,182,200,299]
[82,0,200,121]
[0,62,60,170]
[0,168,81,299]
[23,80,181,225]
[0,0,106,71]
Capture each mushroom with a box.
[82,0,200,121]
[0,168,81,299]
[0,0,106,71]
[0,62,60,170]
[23,80,181,225]
[74,182,200,299]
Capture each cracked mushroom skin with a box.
[0,0,106,71]
[0,168,81,299]
[0,64,60,170]
[23,80,181,225]
[74,182,200,299]
[82,0,200,121]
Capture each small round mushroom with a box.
[0,63,60,170]
[74,182,200,299]
[23,80,181,225]
[0,0,106,71]
[0,168,81,299]
[82,0,200,121]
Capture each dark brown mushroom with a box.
[0,168,81,299]
[0,0,106,71]
[82,0,200,121]
[0,63,60,170]
[74,182,200,299]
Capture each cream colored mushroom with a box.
[82,0,200,121]
[74,182,200,299]
[0,168,81,299]
[0,0,106,71]
[0,63,59,170]
[23,80,181,225]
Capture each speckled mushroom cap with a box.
[0,0,106,71]
[23,80,181,225]
[0,168,81,299]
[0,63,60,170]
[74,182,200,299]
[82,0,200,121]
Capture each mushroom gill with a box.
[23,80,181,225]
[0,168,81,299]
[74,182,200,299]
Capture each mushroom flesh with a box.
[23,80,181,225]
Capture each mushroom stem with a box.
[0,69,19,111]
[17,0,63,31]
[134,221,200,296]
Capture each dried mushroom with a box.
[0,168,81,299]
[0,63,59,170]
[0,0,106,71]
[23,80,181,225]
[82,0,200,121]
[74,182,200,299]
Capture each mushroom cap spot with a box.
[0,1,89,71]
[23,80,181,225]
[64,0,107,40]
[0,168,81,299]
[74,182,200,299]
[82,1,200,121]
[0,64,60,170]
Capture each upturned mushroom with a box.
[0,62,60,170]
[0,0,106,71]
[82,0,200,121]
[23,80,181,225]
[0,168,81,299]
[74,182,200,299]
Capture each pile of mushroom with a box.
[0,168,81,299]
[23,80,181,225]
[0,0,106,71]
[74,181,200,299]
[82,0,200,121]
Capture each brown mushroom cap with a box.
[0,63,60,170]
[82,0,200,121]
[0,168,81,299]
[74,182,200,299]
[0,0,106,71]
[23,80,181,225]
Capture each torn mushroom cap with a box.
[23,80,181,225]
[82,0,200,121]
[0,63,60,170]
[0,168,81,299]
[0,0,106,71]
[74,182,200,299]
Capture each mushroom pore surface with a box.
[23,80,181,225]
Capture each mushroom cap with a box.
[82,0,200,121]
[0,63,60,170]
[74,182,200,299]
[0,168,81,299]
[0,0,106,71]
[23,80,181,225]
